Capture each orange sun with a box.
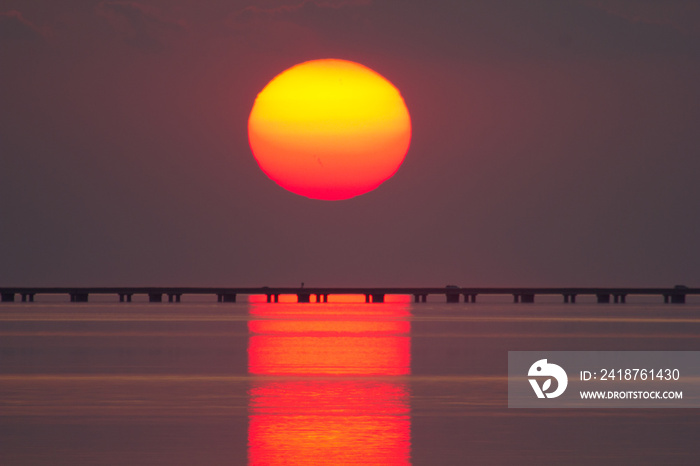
[248,59,411,200]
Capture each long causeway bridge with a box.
[0,286,696,304]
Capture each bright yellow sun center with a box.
[248,59,411,200]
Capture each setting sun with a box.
[248,59,411,200]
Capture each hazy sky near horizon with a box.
[1,0,699,287]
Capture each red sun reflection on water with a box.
[247,299,411,465]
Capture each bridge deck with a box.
[0,286,696,304]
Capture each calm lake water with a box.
[2,294,700,465]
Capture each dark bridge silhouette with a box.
[0,286,696,304]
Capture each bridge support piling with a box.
[412,294,426,303]
[297,293,310,303]
[514,294,536,303]
[148,293,162,303]
[371,293,384,303]
[70,293,89,303]
[597,294,610,304]
[1,293,14,302]
[220,293,236,303]
[446,293,460,303]
[671,294,686,304]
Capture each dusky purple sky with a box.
[1,0,699,287]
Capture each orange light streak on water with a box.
[247,302,411,465]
